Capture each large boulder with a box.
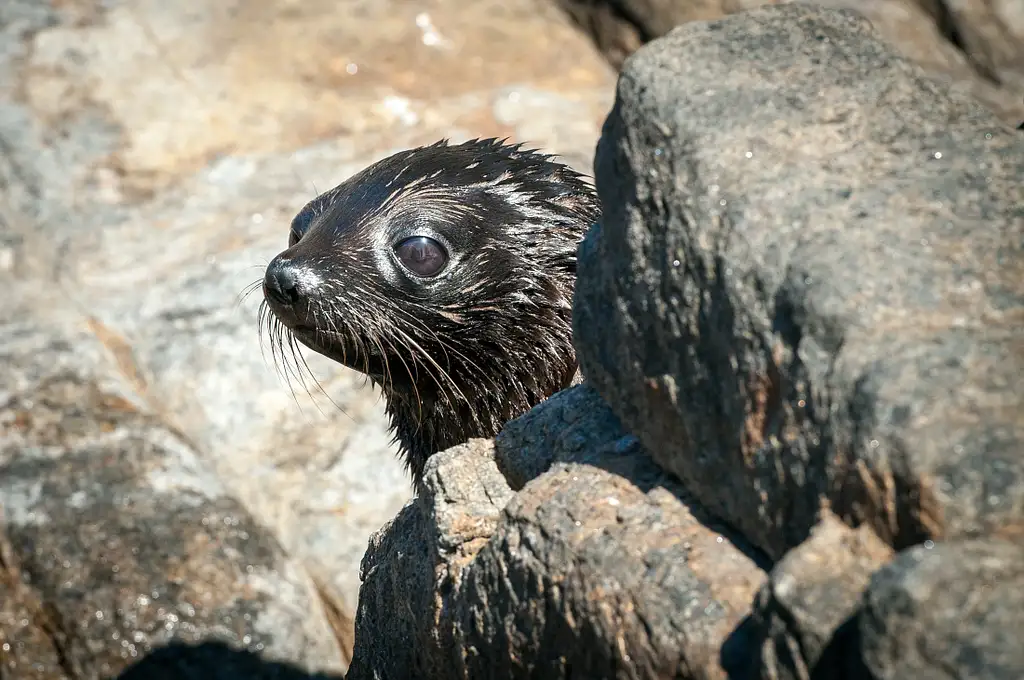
[574,2,1024,561]
[859,538,1024,678]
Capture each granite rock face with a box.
[351,5,1022,680]
[575,3,1024,560]
[554,0,1024,125]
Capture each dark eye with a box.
[288,204,316,247]
[394,236,448,278]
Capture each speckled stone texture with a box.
[859,538,1024,679]
[575,3,1024,561]
[0,292,345,678]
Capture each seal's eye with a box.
[288,204,316,247]
[395,236,448,278]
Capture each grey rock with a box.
[858,538,1024,680]
[348,385,768,680]
[493,377,640,490]
[0,294,346,678]
[574,3,1024,560]
[752,511,893,680]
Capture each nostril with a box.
[264,257,302,307]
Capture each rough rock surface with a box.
[0,291,345,677]
[752,511,893,680]
[858,538,1024,679]
[554,0,1024,125]
[1,0,614,674]
[575,3,1024,560]
[347,385,768,679]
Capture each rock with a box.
[0,294,346,678]
[343,4,1021,677]
[347,438,511,680]
[1,0,615,669]
[10,0,613,197]
[348,385,768,679]
[752,511,893,680]
[5,0,1018,676]
[858,538,1024,679]
[574,3,1024,560]
[493,375,641,490]
[553,0,1024,124]
[556,0,775,63]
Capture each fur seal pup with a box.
[260,138,599,485]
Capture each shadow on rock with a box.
[116,641,343,680]
[495,381,773,572]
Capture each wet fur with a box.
[258,138,600,486]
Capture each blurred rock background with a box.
[557,0,1024,124]
[0,1,1019,678]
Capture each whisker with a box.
[236,278,265,309]
[377,328,425,432]
[264,307,304,413]
[354,286,498,406]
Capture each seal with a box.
[260,138,600,485]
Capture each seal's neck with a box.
[382,386,493,487]
[379,360,581,487]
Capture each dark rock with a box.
[493,378,641,490]
[752,511,893,680]
[346,438,514,680]
[574,3,1024,560]
[858,538,1024,679]
[348,385,767,679]
[115,641,341,680]
[453,464,763,679]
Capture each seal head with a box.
[261,138,599,484]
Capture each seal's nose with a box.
[264,256,303,307]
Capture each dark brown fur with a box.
[259,138,600,485]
